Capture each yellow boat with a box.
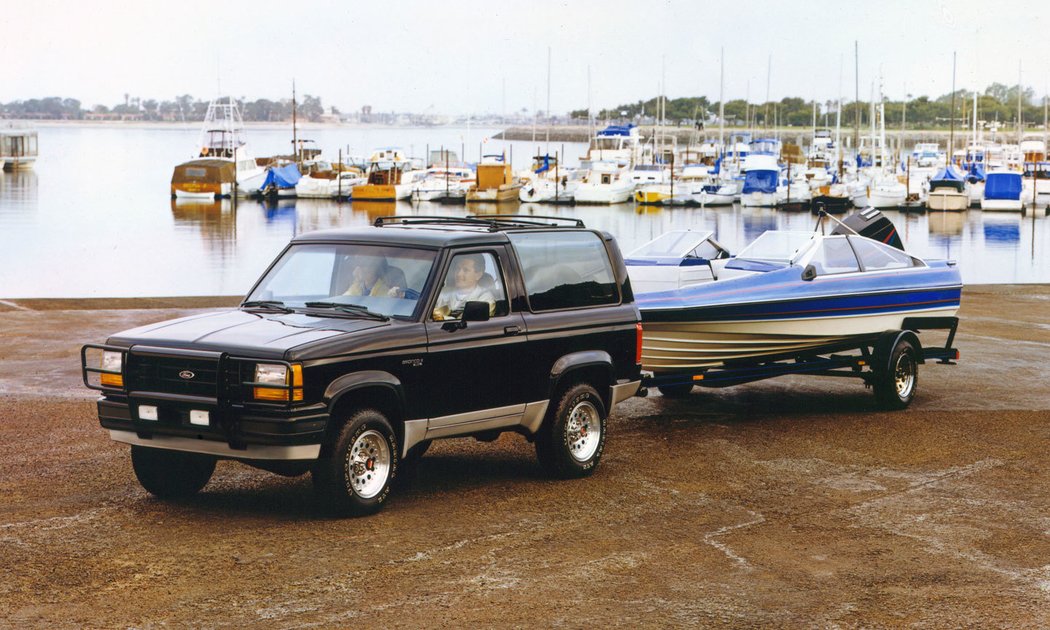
[466,155,521,203]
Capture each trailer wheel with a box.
[874,338,918,409]
[655,383,694,398]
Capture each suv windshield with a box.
[245,243,437,319]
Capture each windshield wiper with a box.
[241,300,293,313]
[303,301,389,321]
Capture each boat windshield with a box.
[736,231,815,264]
[629,231,717,259]
[245,243,437,319]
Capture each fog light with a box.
[189,410,210,426]
[139,405,158,421]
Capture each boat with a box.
[573,160,634,204]
[258,162,302,199]
[981,170,1024,212]
[739,154,781,207]
[636,209,962,373]
[295,166,366,199]
[414,165,476,203]
[466,154,521,203]
[518,154,575,204]
[352,148,426,201]
[0,125,38,170]
[1022,161,1050,202]
[625,230,731,293]
[170,159,238,199]
[586,124,643,164]
[171,97,266,198]
[925,166,969,211]
[867,173,908,208]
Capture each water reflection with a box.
[982,214,1021,246]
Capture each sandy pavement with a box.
[0,287,1048,627]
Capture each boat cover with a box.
[983,172,1022,200]
[597,124,636,137]
[742,169,778,194]
[260,163,302,190]
[966,163,986,183]
[930,166,966,192]
[534,155,550,174]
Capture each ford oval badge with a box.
[179,370,196,380]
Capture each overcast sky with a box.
[3,0,1048,114]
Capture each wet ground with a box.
[1,286,1048,627]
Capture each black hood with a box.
[107,309,389,359]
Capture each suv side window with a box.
[431,251,508,320]
[509,231,619,311]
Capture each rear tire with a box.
[131,446,216,499]
[874,338,918,410]
[312,408,398,516]
[536,383,607,479]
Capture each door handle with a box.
[504,325,522,336]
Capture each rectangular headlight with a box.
[254,363,303,402]
[100,350,123,388]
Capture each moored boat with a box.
[981,170,1024,212]
[925,166,969,211]
[170,97,267,198]
[352,148,426,201]
[0,126,38,170]
[466,154,521,203]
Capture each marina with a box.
[1,124,1049,298]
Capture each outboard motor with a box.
[831,207,904,251]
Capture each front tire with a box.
[131,446,216,499]
[312,408,398,516]
[536,383,607,479]
[873,338,918,410]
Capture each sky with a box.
[3,0,1048,115]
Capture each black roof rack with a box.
[373,215,585,231]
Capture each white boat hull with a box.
[980,197,1024,212]
[926,190,969,211]
[740,191,777,207]
[573,183,633,204]
[641,305,959,372]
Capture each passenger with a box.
[345,257,403,297]
[433,254,496,319]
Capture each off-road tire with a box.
[131,446,216,499]
[535,383,607,479]
[312,408,399,516]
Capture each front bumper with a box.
[98,395,328,461]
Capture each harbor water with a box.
[1,125,1048,299]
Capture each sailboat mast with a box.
[1017,61,1023,143]
[546,46,551,154]
[949,52,956,164]
[719,47,725,152]
[854,41,860,161]
[292,80,298,164]
[836,54,843,174]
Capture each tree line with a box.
[0,95,329,122]
[570,83,1049,129]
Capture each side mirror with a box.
[462,301,491,322]
[801,264,817,281]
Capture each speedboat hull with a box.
[638,262,962,373]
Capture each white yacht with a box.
[415,166,476,202]
[174,97,267,198]
[573,160,634,204]
[739,154,781,207]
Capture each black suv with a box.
[82,216,642,515]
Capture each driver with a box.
[433,254,496,319]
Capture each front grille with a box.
[128,355,221,398]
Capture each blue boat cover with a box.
[597,124,636,137]
[931,166,965,183]
[984,172,1022,200]
[260,163,302,190]
[742,169,778,194]
[534,155,550,174]
[966,163,986,183]
[711,156,721,175]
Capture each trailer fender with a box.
[874,330,923,373]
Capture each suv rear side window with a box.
[509,231,619,311]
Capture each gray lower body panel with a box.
[109,430,321,461]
